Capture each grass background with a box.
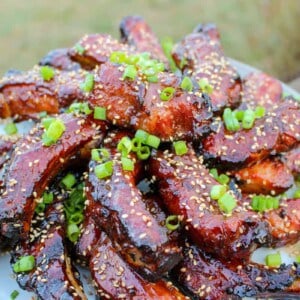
[1,0,300,82]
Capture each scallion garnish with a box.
[198,78,213,94]
[42,118,65,147]
[223,108,240,132]
[61,173,77,190]
[180,76,193,92]
[161,37,178,72]
[137,145,151,160]
[210,185,227,200]
[43,192,54,204]
[251,195,279,212]
[40,66,55,81]
[165,215,180,231]
[68,102,92,115]
[95,161,114,179]
[294,189,300,198]
[135,129,149,144]
[93,106,106,120]
[145,134,161,149]
[91,148,110,162]
[255,106,266,118]
[173,140,188,156]
[10,290,19,300]
[74,43,85,55]
[110,51,127,64]
[81,73,94,92]
[121,157,134,171]
[13,255,35,273]
[69,212,84,225]
[242,109,256,129]
[123,65,137,80]
[218,192,237,214]
[160,87,175,101]
[265,252,282,267]
[4,122,18,135]
[67,223,80,243]
[117,136,133,156]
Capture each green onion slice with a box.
[242,109,256,129]
[135,129,149,144]
[93,106,106,120]
[13,255,35,273]
[210,185,227,200]
[160,87,175,101]
[265,252,282,267]
[137,145,151,160]
[43,192,54,204]
[61,173,76,190]
[223,108,240,131]
[42,118,65,147]
[95,161,114,179]
[10,290,19,300]
[117,136,133,156]
[67,223,80,243]
[255,106,266,118]
[218,192,237,214]
[121,157,134,171]
[123,65,137,80]
[173,140,188,156]
[91,148,110,162]
[40,66,55,81]
[198,78,213,94]
[74,43,85,55]
[165,215,180,231]
[4,123,18,135]
[180,76,193,92]
[145,134,161,149]
[81,73,94,92]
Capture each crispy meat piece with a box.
[284,147,300,176]
[0,66,88,120]
[120,15,168,64]
[39,48,81,71]
[69,34,133,70]
[0,136,16,169]
[86,150,181,279]
[0,113,106,248]
[239,72,283,110]
[172,23,241,113]
[90,230,188,300]
[172,241,300,300]
[202,99,300,170]
[13,202,87,300]
[149,147,268,261]
[89,62,212,140]
[264,199,300,248]
[233,157,294,195]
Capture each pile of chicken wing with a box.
[0,16,300,299]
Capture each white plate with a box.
[0,59,299,300]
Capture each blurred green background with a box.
[1,0,300,83]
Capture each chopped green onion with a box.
[131,137,142,152]
[161,37,178,72]
[209,168,219,179]
[160,87,175,101]
[179,57,188,69]
[61,173,76,190]
[93,106,106,120]
[233,110,245,121]
[13,255,35,273]
[91,148,110,162]
[251,195,280,212]
[137,145,151,160]
[117,136,133,156]
[242,109,256,129]
[126,54,140,65]
[67,223,80,243]
[74,43,85,55]
[69,102,92,115]
[180,76,193,92]
[223,108,240,131]
[145,134,161,149]
[10,290,19,300]
[35,202,45,214]
[198,78,213,94]
[43,192,54,204]
[95,161,113,179]
[81,74,94,92]
[173,140,188,156]
[295,255,300,263]
[110,51,127,64]
[123,65,137,80]
[210,185,227,200]
[217,174,230,185]
[40,66,55,81]
[218,192,237,214]
[4,123,18,135]
[165,215,180,231]
[265,252,282,267]
[147,75,158,83]
[255,106,266,118]
[135,129,149,144]
[69,212,84,225]
[42,118,65,146]
[121,157,134,171]
[42,117,55,129]
[293,189,300,198]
